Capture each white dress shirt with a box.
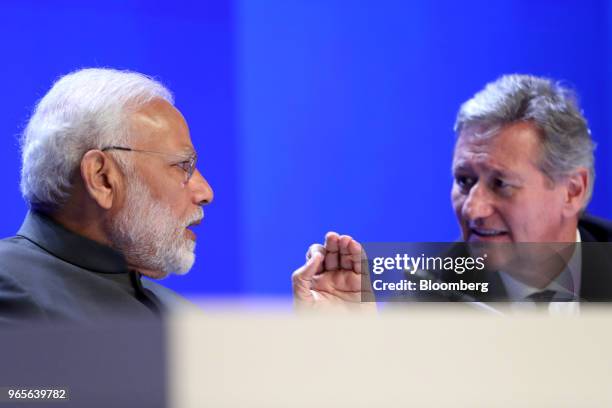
[499,230,581,315]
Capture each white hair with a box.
[20,68,174,210]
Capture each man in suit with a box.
[292,74,612,309]
[0,68,213,324]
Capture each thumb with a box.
[292,252,323,302]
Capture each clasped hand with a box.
[292,232,375,311]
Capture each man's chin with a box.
[466,241,515,272]
[133,248,195,278]
[170,250,196,276]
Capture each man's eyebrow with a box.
[490,168,523,182]
[451,162,523,182]
[451,162,472,173]
[176,147,197,157]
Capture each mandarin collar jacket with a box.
[0,211,190,324]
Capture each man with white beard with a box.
[0,68,213,324]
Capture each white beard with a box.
[107,174,202,277]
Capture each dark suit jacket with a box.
[439,214,612,302]
[0,211,192,325]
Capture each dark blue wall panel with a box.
[237,0,612,295]
[0,0,240,295]
[0,1,609,297]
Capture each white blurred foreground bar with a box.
[169,306,612,407]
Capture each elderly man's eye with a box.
[493,178,511,190]
[455,175,476,192]
[174,161,191,173]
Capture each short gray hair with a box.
[455,74,595,206]
[20,68,174,210]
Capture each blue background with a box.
[0,0,610,299]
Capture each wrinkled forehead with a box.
[128,98,195,154]
[456,123,502,142]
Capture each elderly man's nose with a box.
[190,168,214,205]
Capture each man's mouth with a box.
[185,216,203,241]
[469,227,509,239]
[185,228,196,240]
[188,219,202,228]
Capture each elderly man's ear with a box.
[79,150,122,210]
[563,168,589,217]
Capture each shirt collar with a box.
[499,230,582,300]
[16,210,129,274]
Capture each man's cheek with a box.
[451,191,464,219]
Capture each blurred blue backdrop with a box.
[0,0,610,298]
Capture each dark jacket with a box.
[440,214,612,302]
[0,211,192,325]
